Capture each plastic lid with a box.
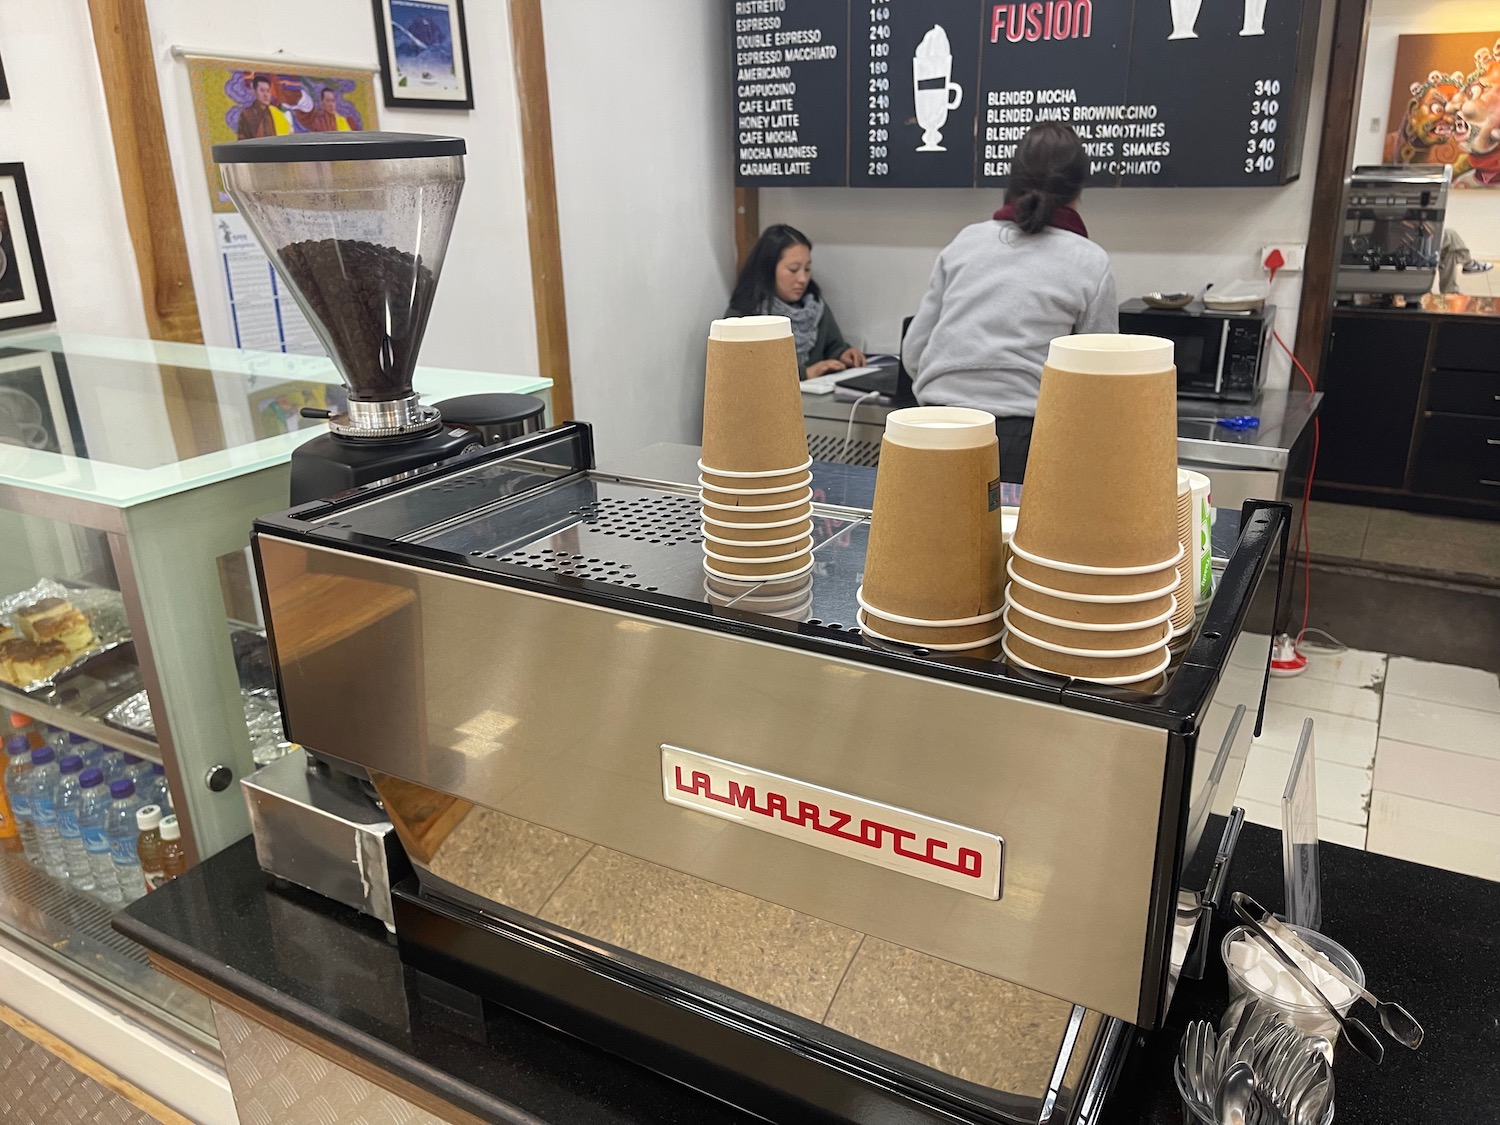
[151,764,165,776]
[67,732,89,744]
[211,131,466,165]
[136,804,162,831]
[59,755,82,774]
[122,753,141,766]
[30,747,55,765]
[5,735,29,755]
[79,768,103,788]
[9,713,32,727]
[109,778,135,799]
[159,815,181,842]
[884,406,997,450]
[1047,333,1175,375]
[710,315,791,342]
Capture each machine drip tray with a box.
[392,878,1123,1125]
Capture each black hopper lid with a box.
[213,131,466,164]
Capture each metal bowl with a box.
[1142,291,1195,310]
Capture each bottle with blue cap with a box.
[141,763,170,812]
[27,746,68,879]
[54,755,93,890]
[78,768,119,901]
[67,731,104,769]
[104,777,146,901]
[4,735,40,864]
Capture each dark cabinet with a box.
[1434,322,1500,374]
[1427,369,1500,418]
[1412,415,1500,501]
[1318,315,1428,488]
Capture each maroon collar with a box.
[992,203,1089,239]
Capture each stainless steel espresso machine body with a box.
[1336,164,1452,299]
[251,425,1284,1124]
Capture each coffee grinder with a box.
[213,132,478,503]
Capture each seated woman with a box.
[727,224,866,379]
[902,123,1118,482]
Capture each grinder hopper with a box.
[212,132,466,439]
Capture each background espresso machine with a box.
[1335,164,1451,302]
[250,425,1286,1124]
[214,132,501,504]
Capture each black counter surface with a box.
[118,824,1500,1123]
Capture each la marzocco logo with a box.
[661,746,1003,899]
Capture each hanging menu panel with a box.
[974,0,1136,188]
[848,1,984,188]
[733,0,851,186]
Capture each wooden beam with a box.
[734,186,760,272]
[87,0,203,343]
[508,0,575,421]
[1293,0,1370,385]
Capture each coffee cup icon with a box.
[913,26,963,152]
[1168,0,1203,39]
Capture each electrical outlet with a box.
[1261,243,1306,272]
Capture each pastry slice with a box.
[16,597,71,642]
[0,624,14,644]
[0,638,70,685]
[30,606,94,654]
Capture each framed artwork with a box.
[0,165,55,332]
[1384,33,1500,188]
[372,0,474,110]
[0,348,85,457]
[0,47,9,102]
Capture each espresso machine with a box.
[249,425,1286,1124]
[212,132,484,504]
[1335,164,1451,301]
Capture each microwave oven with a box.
[1118,300,1275,402]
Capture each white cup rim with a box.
[1003,593,1177,632]
[698,473,813,496]
[703,542,813,566]
[1002,636,1172,685]
[1009,539,1185,575]
[858,610,1004,652]
[856,586,1003,628]
[698,458,813,479]
[884,406,997,451]
[703,557,815,584]
[1006,558,1180,603]
[701,524,812,549]
[702,512,813,533]
[1004,612,1169,658]
[700,488,813,513]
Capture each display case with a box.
[0,331,549,1040]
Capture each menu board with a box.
[731,0,1321,188]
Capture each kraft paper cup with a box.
[1010,334,1179,568]
[703,554,814,583]
[1009,543,1183,598]
[698,473,814,499]
[857,586,1005,647]
[700,489,813,518]
[858,609,1005,653]
[701,517,814,543]
[1005,594,1176,637]
[1007,580,1176,626]
[699,459,812,493]
[1003,632,1171,682]
[860,407,1003,624]
[1183,469,1214,603]
[702,531,814,560]
[1003,607,1170,653]
[701,316,811,473]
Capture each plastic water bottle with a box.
[100,746,126,784]
[105,778,146,902]
[54,755,93,890]
[121,753,153,788]
[4,736,39,864]
[78,769,119,902]
[28,747,68,879]
[67,732,103,769]
[141,764,170,812]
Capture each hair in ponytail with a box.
[1004,123,1089,235]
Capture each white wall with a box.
[542,0,737,460]
[1353,0,1500,266]
[0,0,149,338]
[144,0,539,378]
[763,0,1339,392]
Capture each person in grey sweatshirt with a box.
[902,123,1118,482]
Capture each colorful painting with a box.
[188,57,381,213]
[1384,32,1500,188]
[373,0,474,109]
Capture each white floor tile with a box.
[1367,792,1500,882]
[1229,633,1273,671]
[1238,743,1371,826]
[1373,739,1500,816]
[1297,646,1387,690]
[1384,657,1500,714]
[1250,702,1379,770]
[1265,674,1382,723]
[1234,797,1367,849]
[1379,696,1500,762]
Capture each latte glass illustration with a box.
[1241,0,1267,36]
[1168,0,1202,39]
[913,26,963,152]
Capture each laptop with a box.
[837,317,915,402]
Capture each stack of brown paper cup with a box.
[1001,333,1180,690]
[858,407,1003,653]
[699,316,816,584]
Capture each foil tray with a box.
[105,686,294,767]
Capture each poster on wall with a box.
[0,349,84,457]
[1384,33,1500,188]
[0,46,9,102]
[372,0,475,109]
[0,164,55,332]
[186,56,379,354]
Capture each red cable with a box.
[1273,329,1319,645]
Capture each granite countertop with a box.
[116,821,1500,1123]
[1333,298,1500,320]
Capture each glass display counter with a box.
[0,331,550,1041]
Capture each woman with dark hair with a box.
[727,224,866,378]
[902,123,1117,482]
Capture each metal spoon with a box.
[1216,1060,1258,1125]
